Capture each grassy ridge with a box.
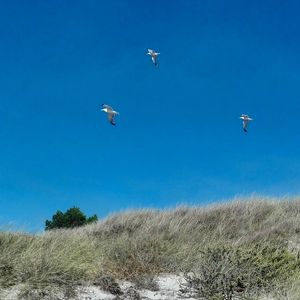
[1,197,300,299]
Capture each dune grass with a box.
[1,196,300,299]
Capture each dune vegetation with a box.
[1,197,300,299]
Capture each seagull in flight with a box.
[147,49,160,67]
[240,114,253,132]
[101,104,119,126]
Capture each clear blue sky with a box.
[0,0,300,231]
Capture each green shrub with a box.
[45,207,97,230]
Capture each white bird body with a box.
[101,107,119,115]
[147,49,160,66]
[240,114,253,132]
[101,104,119,126]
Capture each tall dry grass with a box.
[1,196,300,299]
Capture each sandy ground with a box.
[76,274,198,300]
[1,274,276,300]
[1,274,198,300]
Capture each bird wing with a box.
[102,104,113,111]
[148,49,153,54]
[151,56,156,64]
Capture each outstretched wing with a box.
[102,104,113,111]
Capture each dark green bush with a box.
[45,207,98,230]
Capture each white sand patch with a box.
[139,274,197,300]
[1,275,194,300]
[0,274,275,300]
[77,286,116,300]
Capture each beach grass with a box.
[1,196,300,299]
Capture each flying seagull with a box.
[240,114,253,132]
[147,49,160,67]
[101,104,119,126]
